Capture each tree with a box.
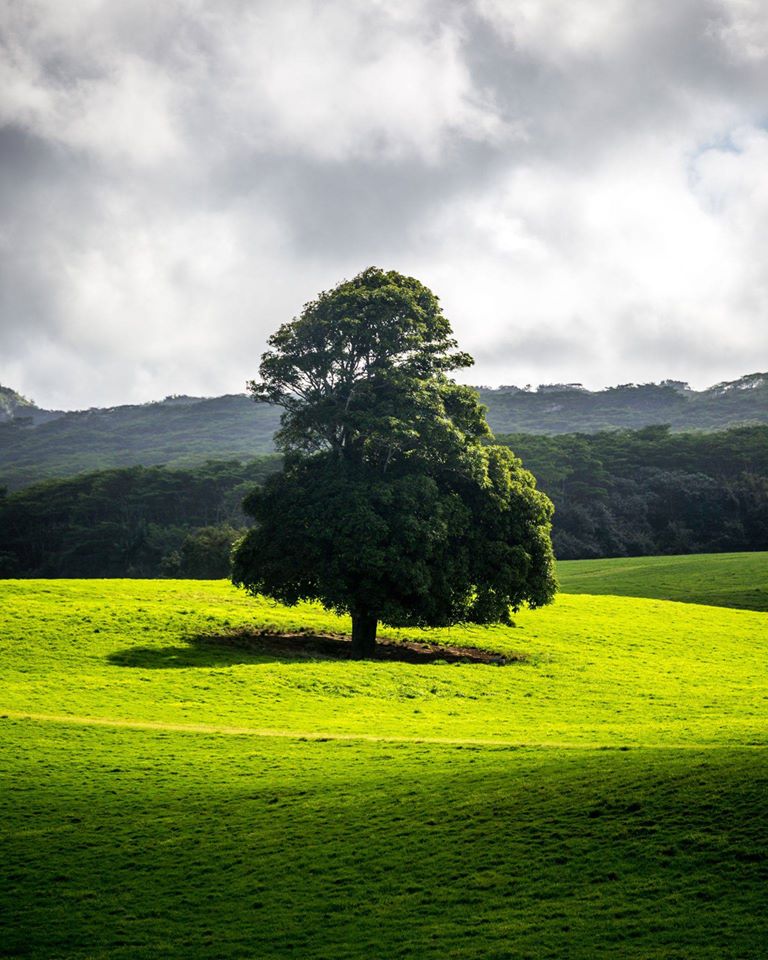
[162,524,242,579]
[232,267,556,657]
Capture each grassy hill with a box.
[2,577,766,958]
[481,371,768,434]
[2,372,767,490]
[0,394,280,490]
[558,550,768,612]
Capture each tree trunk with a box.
[351,612,378,659]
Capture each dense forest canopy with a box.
[2,425,766,578]
[0,458,280,578]
[504,426,768,558]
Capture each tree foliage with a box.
[249,267,475,459]
[233,268,557,655]
[233,446,555,629]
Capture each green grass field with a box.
[2,574,767,958]
[558,550,768,611]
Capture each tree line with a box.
[0,458,280,578]
[1,424,766,579]
[504,425,768,558]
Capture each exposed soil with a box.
[194,629,524,666]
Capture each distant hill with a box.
[0,393,280,490]
[1,373,766,490]
[478,373,768,434]
[0,385,63,426]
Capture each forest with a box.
[0,458,280,578]
[1,425,765,577]
[507,425,768,558]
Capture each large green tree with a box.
[233,267,556,656]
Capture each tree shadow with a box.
[106,644,267,669]
[107,629,524,669]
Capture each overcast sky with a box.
[1,0,767,409]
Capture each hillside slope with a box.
[0,394,279,489]
[557,551,768,611]
[1,372,767,489]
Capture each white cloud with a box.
[0,0,506,168]
[411,128,766,388]
[715,0,768,60]
[691,125,768,320]
[0,1,182,164]
[474,0,632,58]
[197,1,507,163]
[0,0,767,406]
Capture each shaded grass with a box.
[3,721,766,960]
[557,550,768,611]
[106,628,521,668]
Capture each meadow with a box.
[2,569,767,958]
[558,550,768,611]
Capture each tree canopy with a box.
[248,267,475,458]
[233,267,556,656]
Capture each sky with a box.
[1,0,767,410]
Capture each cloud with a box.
[207,2,506,164]
[475,0,633,57]
[413,127,768,389]
[0,0,766,407]
[716,0,768,60]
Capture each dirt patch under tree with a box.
[194,629,524,666]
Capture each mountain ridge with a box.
[1,372,767,491]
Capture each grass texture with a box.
[557,550,768,611]
[2,575,767,958]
